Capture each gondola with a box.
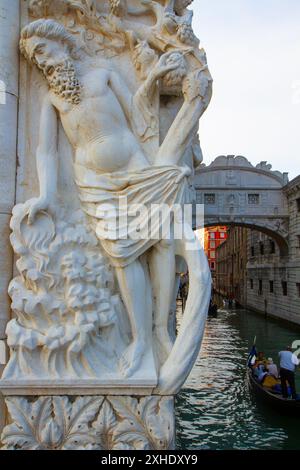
[247,368,300,416]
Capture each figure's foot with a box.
[119,339,146,378]
[155,327,174,364]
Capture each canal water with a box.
[176,308,300,450]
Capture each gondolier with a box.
[279,346,300,400]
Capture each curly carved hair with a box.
[20,19,77,63]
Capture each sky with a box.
[192,0,300,180]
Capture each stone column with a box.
[0,0,20,431]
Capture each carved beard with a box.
[42,59,82,105]
[162,62,187,88]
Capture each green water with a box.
[176,308,300,450]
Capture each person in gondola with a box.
[257,364,268,383]
[255,351,266,367]
[279,346,299,400]
[266,357,278,379]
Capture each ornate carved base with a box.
[0,395,175,450]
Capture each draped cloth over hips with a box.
[74,163,190,268]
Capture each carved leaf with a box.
[144,397,175,449]
[108,397,152,450]
[1,398,53,450]
[60,396,103,449]
[92,400,118,449]
[1,425,40,450]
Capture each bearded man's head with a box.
[20,19,82,105]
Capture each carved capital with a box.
[1,395,175,450]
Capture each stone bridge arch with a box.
[193,156,290,256]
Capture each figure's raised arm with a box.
[155,67,212,167]
[130,50,184,143]
[27,94,58,224]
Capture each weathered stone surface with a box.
[0,93,18,213]
[0,1,20,96]
[0,366,6,435]
[0,0,20,345]
[0,214,14,341]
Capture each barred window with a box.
[204,193,216,205]
[282,281,288,296]
[248,194,260,205]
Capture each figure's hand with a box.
[153,51,184,79]
[27,196,52,225]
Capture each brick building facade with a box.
[203,227,227,276]
[215,227,248,305]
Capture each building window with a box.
[204,194,216,205]
[269,281,274,293]
[220,232,226,238]
[248,194,260,205]
[210,251,216,259]
[260,243,264,255]
[270,240,276,254]
[282,281,288,296]
[259,280,263,295]
[250,279,254,289]
[297,283,300,298]
[210,241,216,249]
[210,232,215,239]
[211,262,215,270]
[251,246,255,257]
[297,198,300,212]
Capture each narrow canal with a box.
[176,307,300,450]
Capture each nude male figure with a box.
[20,19,212,376]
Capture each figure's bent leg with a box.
[149,239,176,365]
[115,260,152,377]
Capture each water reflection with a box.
[176,308,300,450]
